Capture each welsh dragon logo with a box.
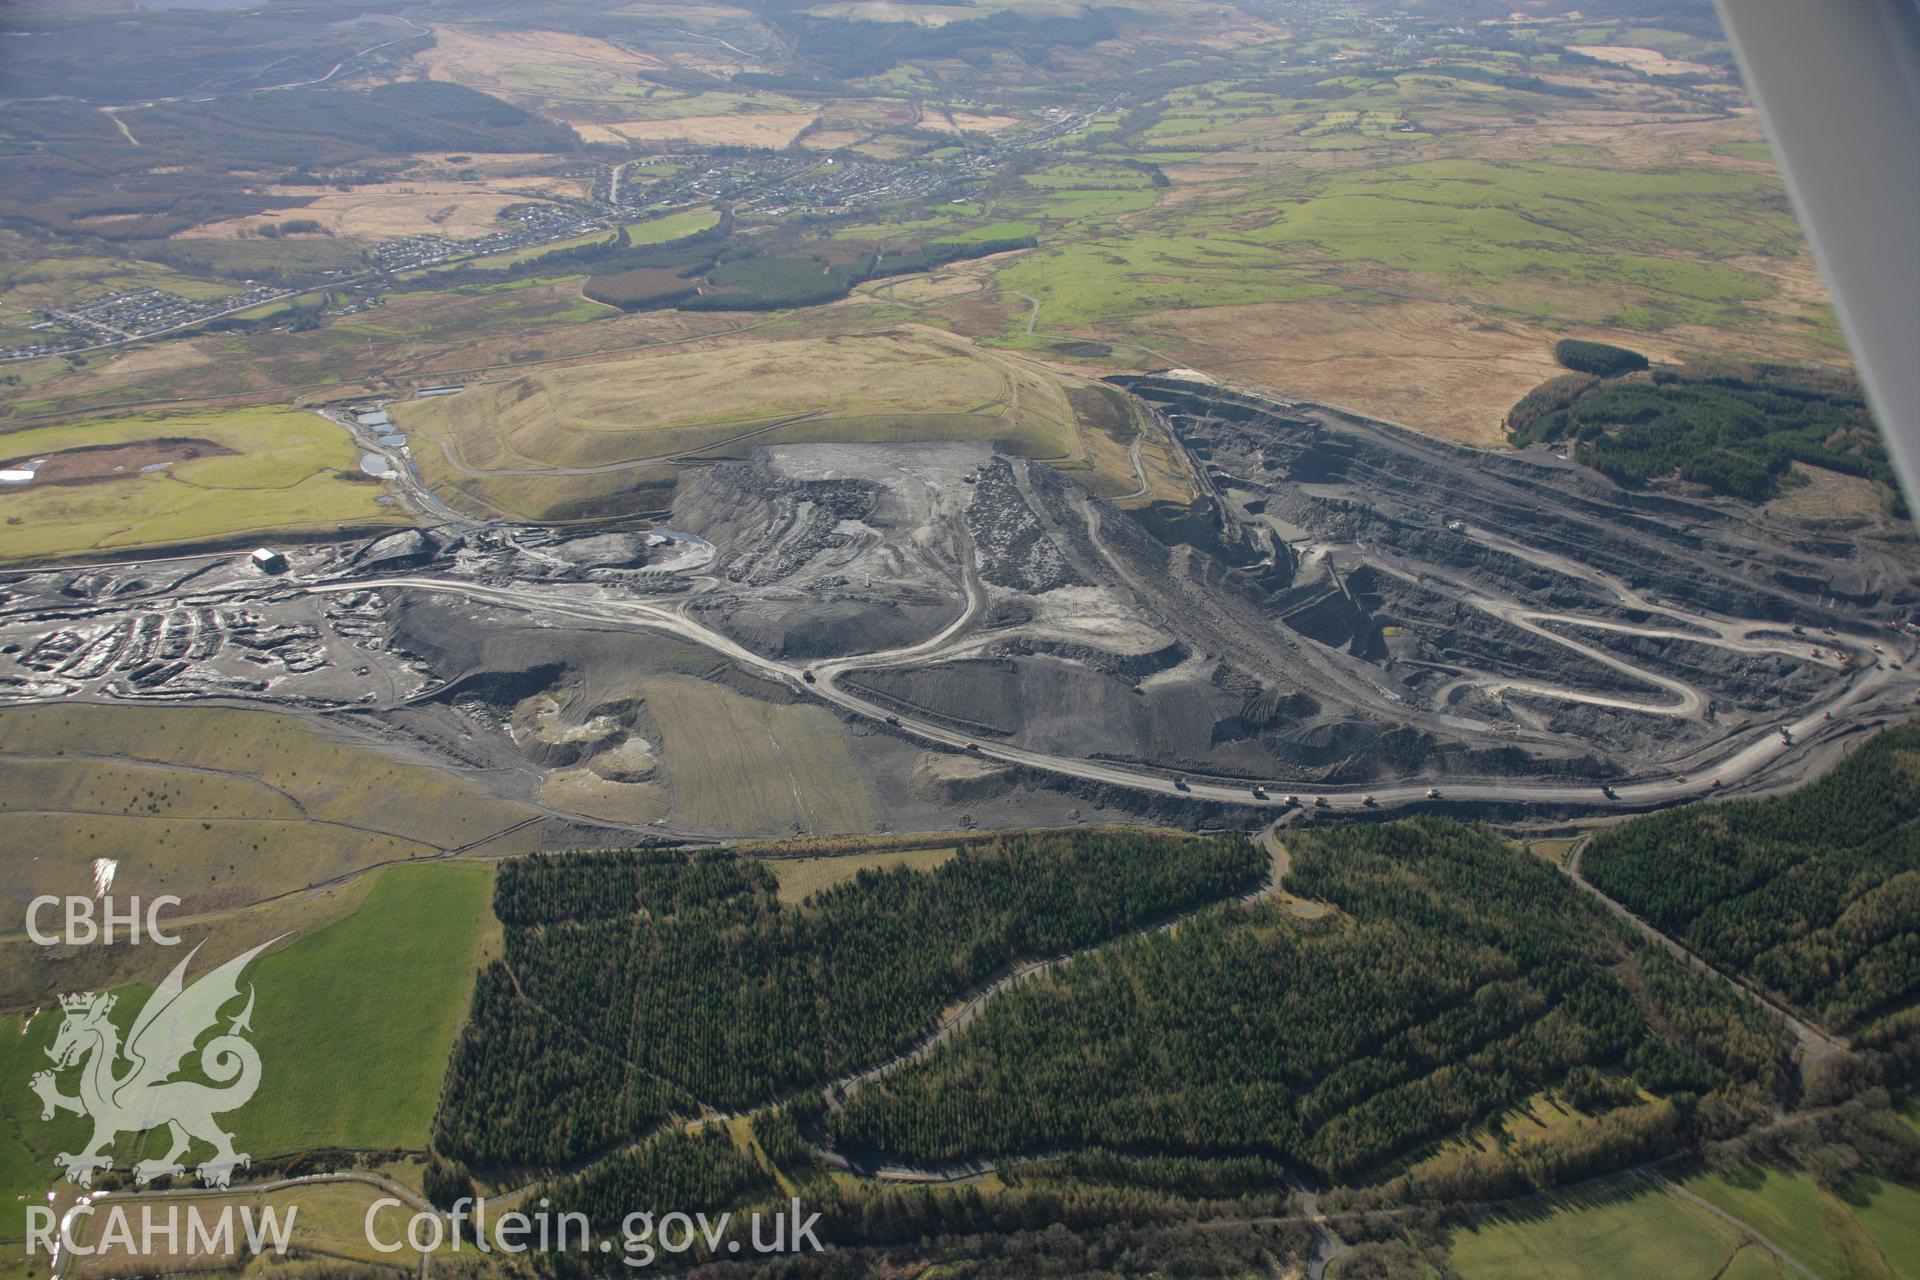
[30,939,279,1189]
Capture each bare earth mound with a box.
[396,328,1156,519]
[0,437,233,486]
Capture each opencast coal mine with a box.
[3,377,1916,834]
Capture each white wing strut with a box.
[1712,0,1920,508]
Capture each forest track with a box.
[1563,834,1851,1074]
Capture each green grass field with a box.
[228,861,496,1153]
[438,207,721,276]
[0,703,543,1026]
[1447,1181,1782,1279]
[1680,1166,1919,1280]
[338,275,609,341]
[1446,1167,1920,1280]
[0,1007,62,1236]
[937,220,1041,243]
[625,207,721,244]
[995,233,1341,330]
[991,155,1798,339]
[1852,1181,1920,1280]
[0,862,492,1254]
[1247,157,1796,264]
[0,405,406,562]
